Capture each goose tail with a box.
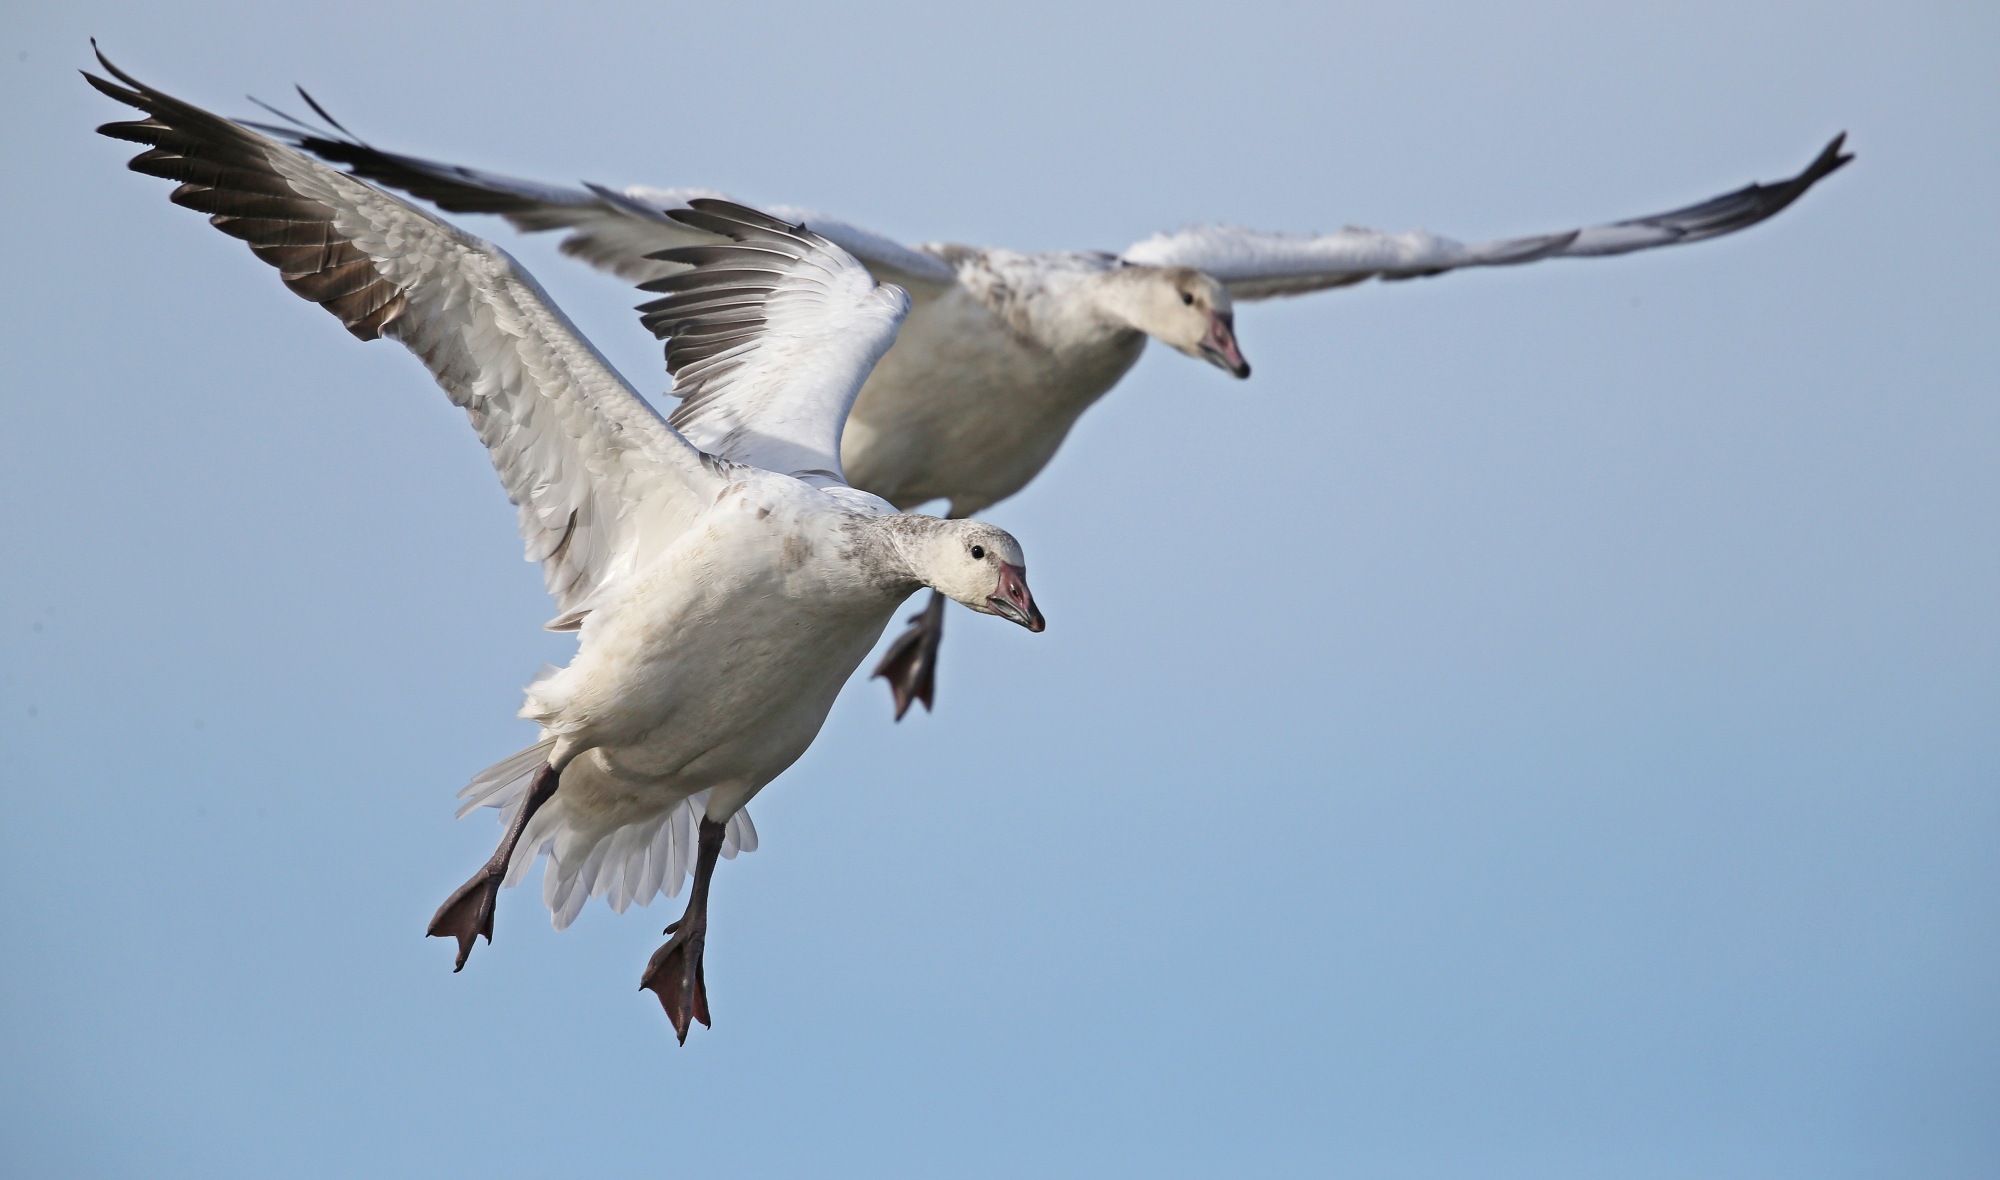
[452,742,757,930]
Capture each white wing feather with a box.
[636,200,911,486]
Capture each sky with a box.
[2,1,1996,1176]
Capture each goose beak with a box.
[987,563,1046,632]
[1199,310,1250,378]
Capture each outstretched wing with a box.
[261,118,956,292]
[88,49,722,622]
[1122,135,1852,300]
[635,199,910,487]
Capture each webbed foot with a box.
[427,762,559,972]
[640,917,711,1044]
[872,591,946,720]
[428,868,501,972]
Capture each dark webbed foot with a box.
[428,869,502,972]
[639,816,727,1044]
[872,591,946,720]
[640,917,711,1044]
[428,762,559,972]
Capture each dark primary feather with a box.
[243,114,596,225]
[90,50,737,620]
[87,46,407,340]
[1578,133,1854,254]
[250,111,713,282]
[666,203,802,240]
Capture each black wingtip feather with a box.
[86,49,410,342]
[243,94,343,141]
[677,197,807,236]
[294,85,364,144]
[88,41,147,93]
[1814,132,1855,179]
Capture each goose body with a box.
[89,52,1045,1039]
[506,479,925,921]
[843,248,1149,514]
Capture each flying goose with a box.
[266,106,1850,720]
[89,51,1046,1043]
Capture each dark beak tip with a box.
[1202,341,1251,380]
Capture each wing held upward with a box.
[87,46,718,620]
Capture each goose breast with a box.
[537,480,902,788]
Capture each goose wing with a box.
[634,199,910,487]
[261,119,956,293]
[88,50,723,622]
[1122,135,1851,300]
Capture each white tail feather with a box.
[456,738,555,817]
[724,809,758,856]
[456,743,758,931]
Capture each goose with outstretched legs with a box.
[91,51,1045,1041]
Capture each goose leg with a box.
[428,763,559,972]
[640,816,727,1043]
[871,590,947,720]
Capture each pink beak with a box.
[988,563,1046,632]
[1200,311,1251,378]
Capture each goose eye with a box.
[1180,291,1195,306]
[970,545,986,560]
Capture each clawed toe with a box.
[428,869,502,972]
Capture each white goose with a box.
[267,109,1850,719]
[90,52,1045,1043]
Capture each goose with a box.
[266,106,1850,720]
[88,51,1046,1043]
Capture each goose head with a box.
[913,520,1045,632]
[1095,265,1250,378]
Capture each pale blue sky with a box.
[3,2,1996,1176]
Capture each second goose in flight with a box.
[268,105,1850,719]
